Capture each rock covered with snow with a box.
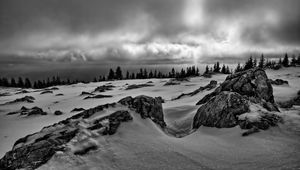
[118,95,166,128]
[0,95,165,169]
[7,106,47,116]
[269,78,288,85]
[193,68,282,133]
[196,68,279,111]
[193,92,250,129]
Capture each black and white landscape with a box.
[0,0,300,170]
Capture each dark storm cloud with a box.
[0,0,299,62]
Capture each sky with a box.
[0,0,300,64]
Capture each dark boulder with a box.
[83,94,113,100]
[196,68,279,111]
[40,90,53,94]
[125,84,154,90]
[93,85,115,92]
[118,95,166,128]
[80,91,94,96]
[54,110,63,115]
[193,92,250,129]
[269,79,288,85]
[71,108,85,112]
[5,96,35,104]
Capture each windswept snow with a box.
[1,67,300,169]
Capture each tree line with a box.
[1,53,299,89]
[235,53,300,73]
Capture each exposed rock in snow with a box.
[193,91,250,129]
[118,95,166,128]
[83,94,113,100]
[193,68,283,134]
[125,83,154,90]
[3,95,35,104]
[15,90,30,94]
[7,106,47,116]
[93,85,115,92]
[71,108,85,112]
[54,110,63,116]
[80,91,94,96]
[164,77,189,86]
[269,78,289,85]
[40,90,53,95]
[196,68,279,112]
[172,80,217,100]
[55,93,64,96]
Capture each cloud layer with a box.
[0,0,299,63]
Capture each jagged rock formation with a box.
[193,68,281,133]
[7,106,47,116]
[118,95,166,128]
[193,92,250,129]
[0,95,166,170]
[196,68,279,112]
[269,79,288,85]
[172,80,217,100]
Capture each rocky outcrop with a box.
[71,108,85,112]
[277,90,300,108]
[0,95,165,170]
[118,95,166,128]
[7,106,47,116]
[196,68,279,112]
[269,79,288,85]
[83,94,113,100]
[54,110,63,115]
[193,92,250,129]
[164,77,189,86]
[125,83,154,90]
[5,96,35,104]
[80,91,94,96]
[193,68,282,134]
[40,90,53,95]
[172,80,217,100]
[93,85,115,92]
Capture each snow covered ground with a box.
[0,67,300,169]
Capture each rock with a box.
[93,85,115,92]
[242,127,260,136]
[55,93,64,96]
[83,94,113,100]
[173,80,217,100]
[0,128,78,170]
[80,91,94,96]
[238,112,283,130]
[118,95,166,128]
[54,110,63,115]
[196,68,279,112]
[193,92,250,129]
[40,90,53,94]
[125,84,154,90]
[71,108,85,112]
[7,106,47,116]
[269,79,288,85]
[5,96,35,104]
[16,90,30,94]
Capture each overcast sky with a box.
[0,0,300,63]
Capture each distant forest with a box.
[0,53,299,89]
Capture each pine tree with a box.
[115,66,123,80]
[291,55,296,66]
[126,71,130,79]
[107,68,115,80]
[204,65,209,74]
[244,56,254,70]
[10,78,17,87]
[17,77,24,87]
[221,64,226,74]
[24,78,32,88]
[253,57,257,68]
[235,63,242,73]
[258,54,264,68]
[282,53,289,67]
